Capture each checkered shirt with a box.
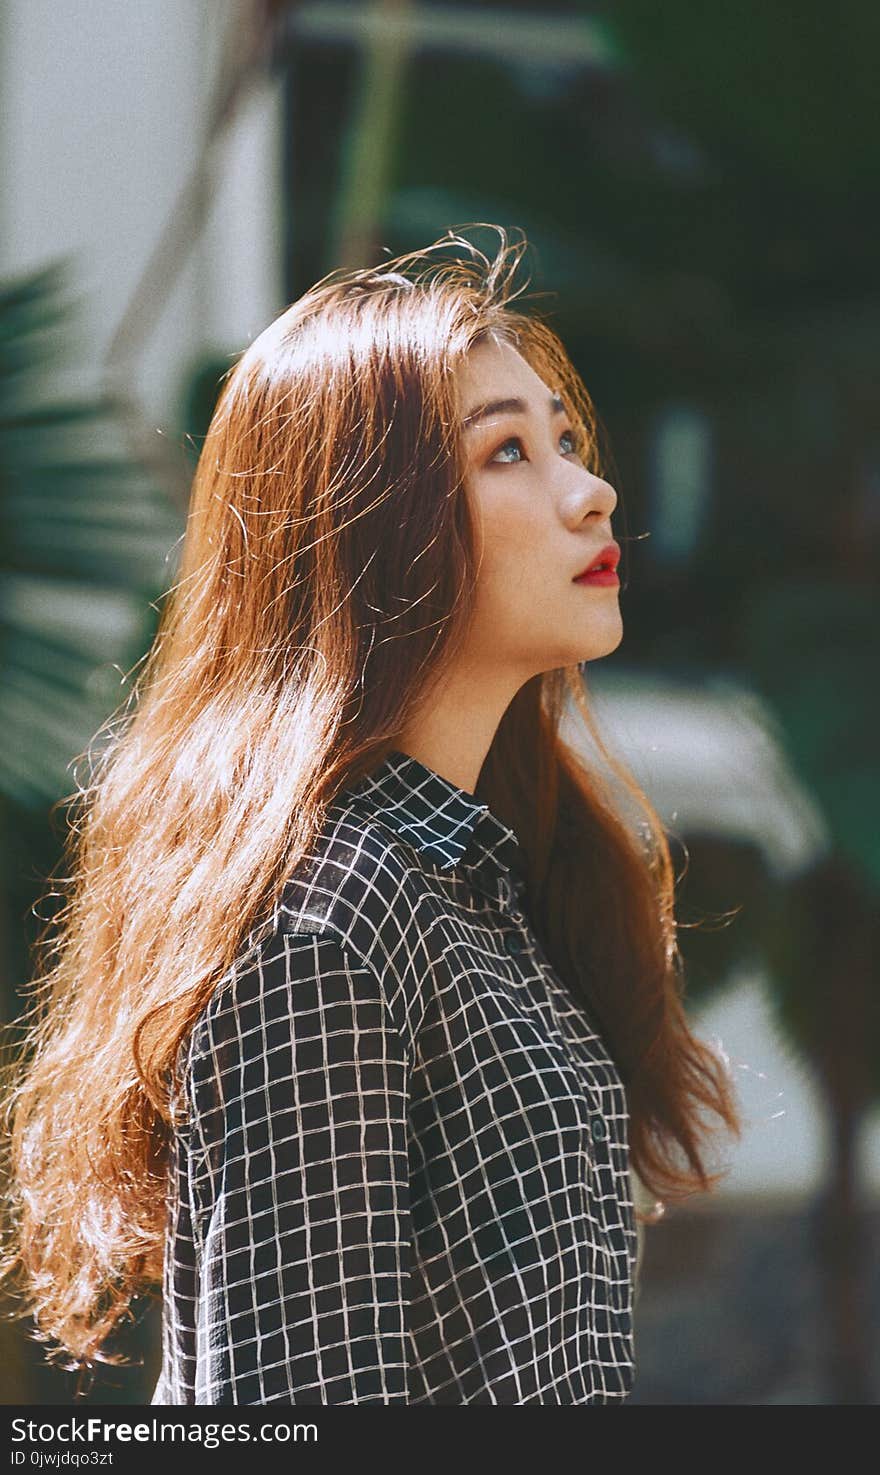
[152,749,637,1404]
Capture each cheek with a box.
[472,499,555,625]
[475,486,546,572]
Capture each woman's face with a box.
[456,334,622,679]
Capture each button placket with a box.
[497,872,526,925]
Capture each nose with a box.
[568,467,617,524]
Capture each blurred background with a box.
[1,0,878,1405]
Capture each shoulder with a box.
[179,929,408,1204]
[185,928,407,1115]
[276,797,438,970]
[210,798,440,1054]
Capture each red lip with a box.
[573,541,620,581]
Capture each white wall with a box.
[0,0,285,426]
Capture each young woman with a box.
[1,227,740,1405]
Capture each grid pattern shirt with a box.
[151,749,638,1404]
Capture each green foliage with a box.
[0,262,182,811]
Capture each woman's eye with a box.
[490,437,524,464]
[488,429,578,465]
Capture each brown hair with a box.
[0,225,740,1372]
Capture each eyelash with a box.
[488,429,578,465]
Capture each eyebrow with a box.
[461,392,566,429]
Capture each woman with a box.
[0,226,740,1404]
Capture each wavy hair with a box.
[0,225,740,1372]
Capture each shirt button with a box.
[504,932,524,955]
[590,1117,609,1142]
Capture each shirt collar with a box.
[343,748,526,881]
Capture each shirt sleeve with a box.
[184,928,412,1404]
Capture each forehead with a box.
[455,334,552,407]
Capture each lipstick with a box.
[573,541,620,587]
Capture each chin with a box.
[580,612,624,663]
[535,614,624,672]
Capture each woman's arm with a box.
[184,929,411,1404]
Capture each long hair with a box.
[0,225,740,1372]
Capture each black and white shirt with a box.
[152,748,638,1404]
